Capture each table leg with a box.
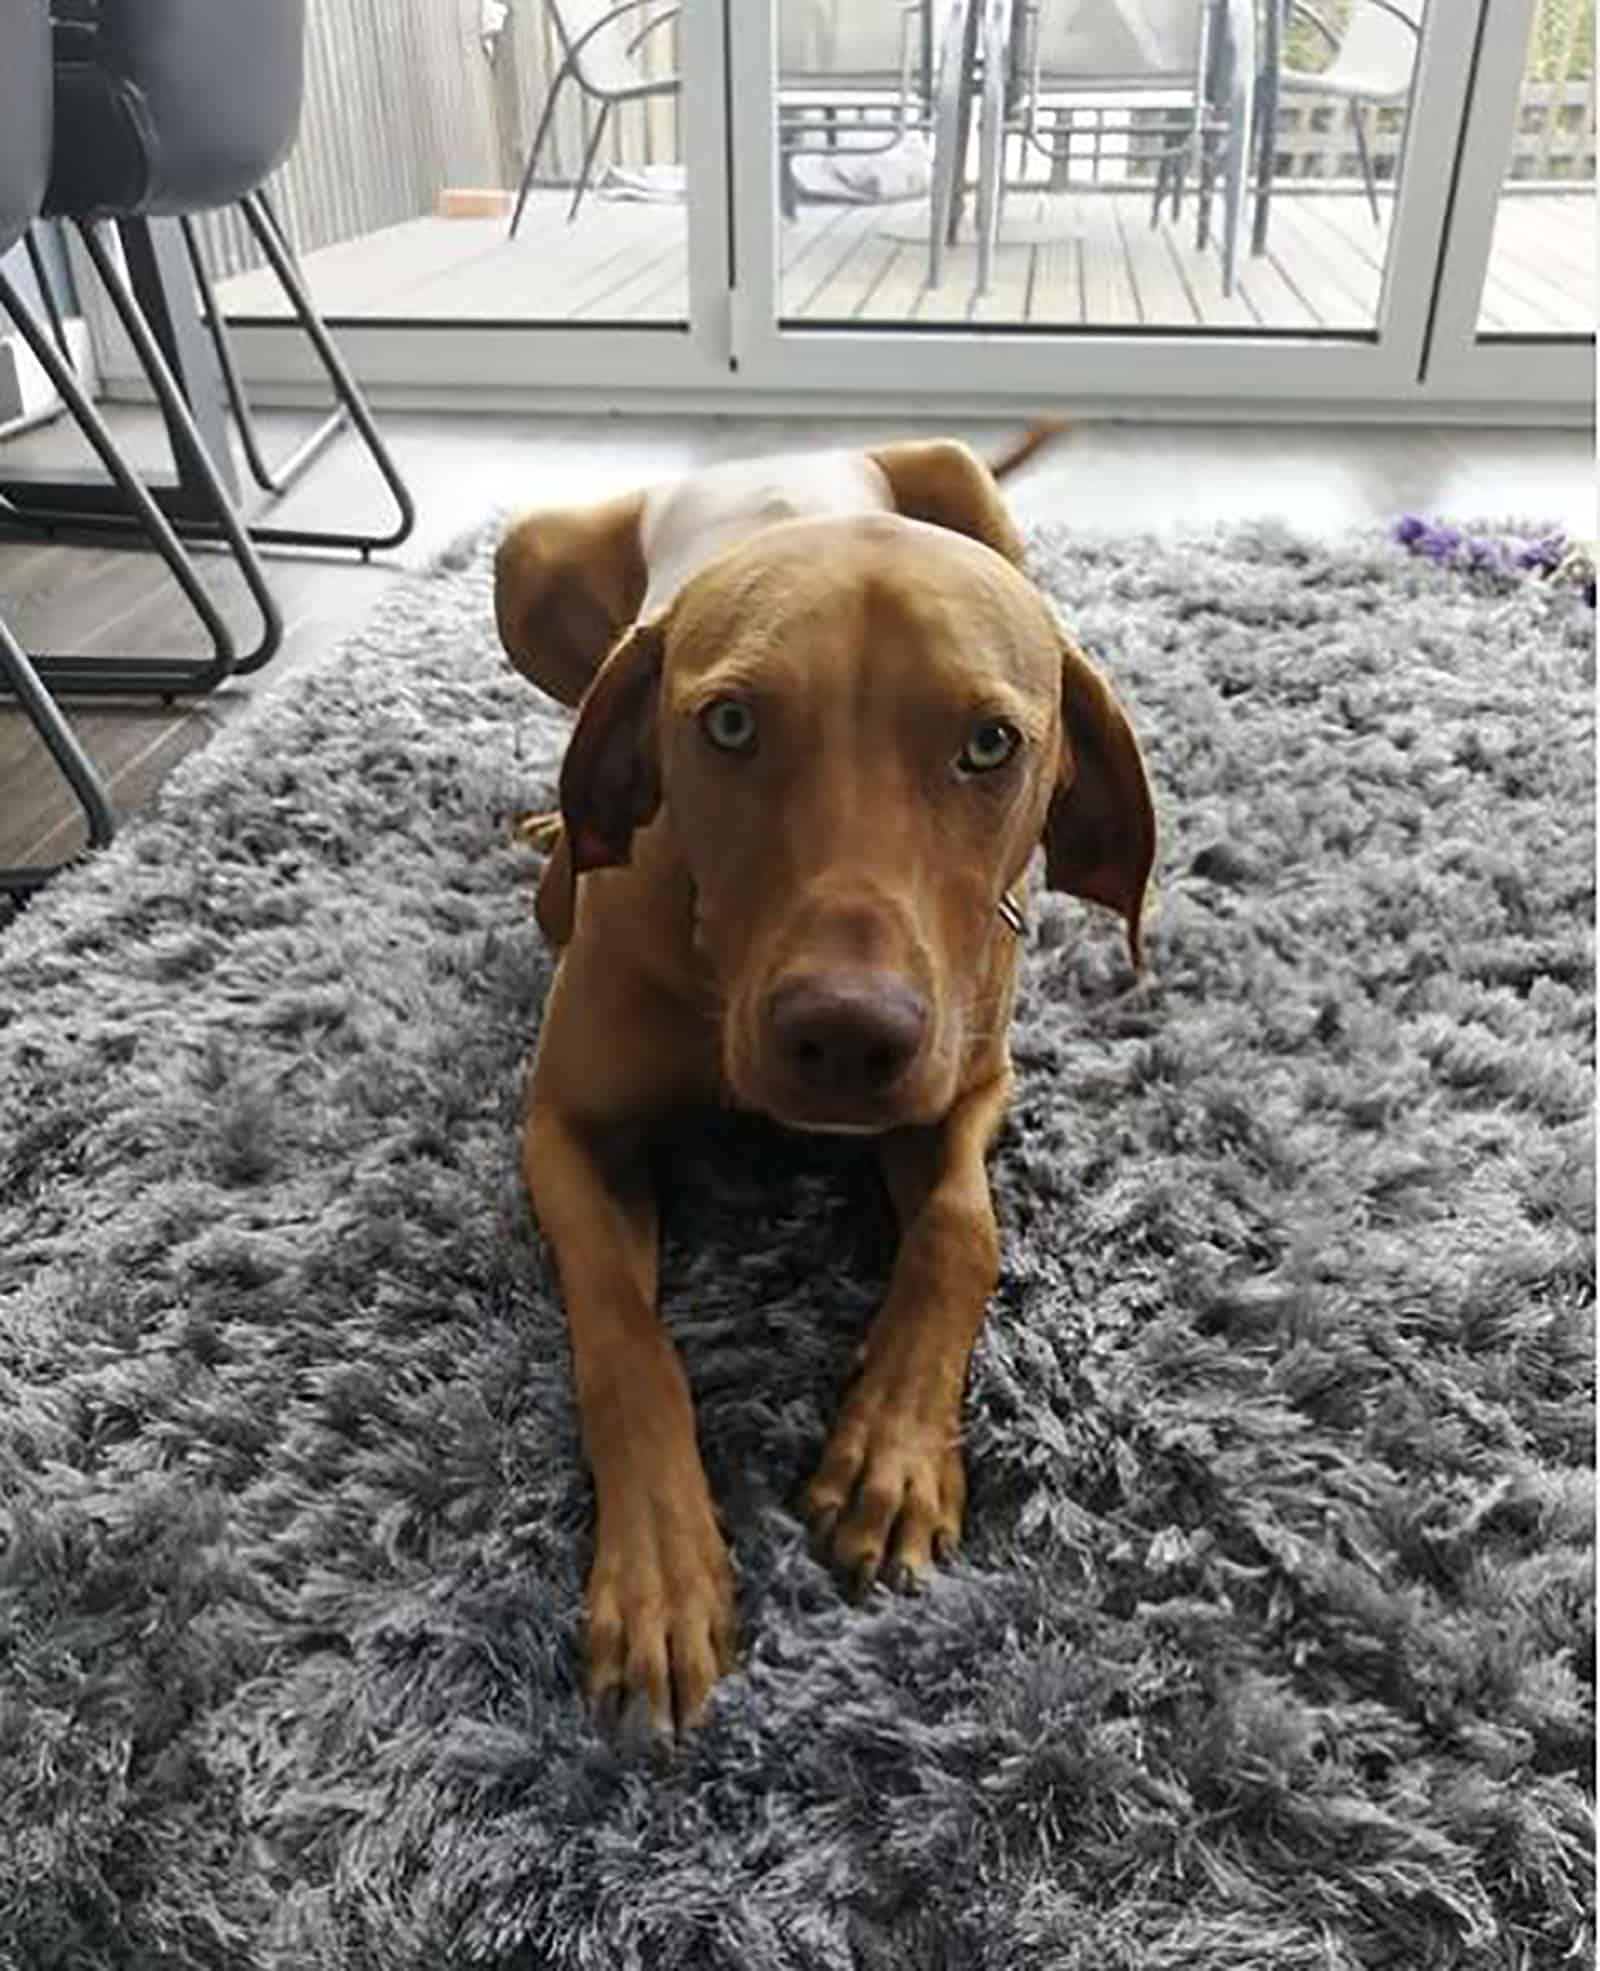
[1251,0,1283,256]
[948,0,981,245]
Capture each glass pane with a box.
[774,0,1428,335]
[200,0,687,328]
[1477,0,1595,336]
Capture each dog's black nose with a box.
[768,972,928,1098]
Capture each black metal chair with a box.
[508,0,682,236]
[0,0,113,890]
[2,0,412,588]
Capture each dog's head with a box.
[558,514,1154,1134]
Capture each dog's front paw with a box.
[586,1486,738,1739]
[803,1375,966,1599]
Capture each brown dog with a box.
[494,427,1155,1735]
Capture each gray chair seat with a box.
[43,0,305,218]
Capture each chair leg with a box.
[975,0,1012,296]
[509,59,575,239]
[233,192,416,557]
[181,214,279,495]
[22,228,74,366]
[779,139,798,220]
[0,268,239,697]
[0,614,115,894]
[950,34,979,245]
[1195,131,1214,252]
[1250,37,1280,255]
[1221,117,1245,298]
[75,220,283,677]
[569,100,611,223]
[928,0,967,288]
[1349,98,1380,224]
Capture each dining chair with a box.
[25,0,413,562]
[0,0,114,889]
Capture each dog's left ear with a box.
[1043,636,1156,969]
[559,618,665,878]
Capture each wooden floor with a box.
[1,410,1593,894]
[214,187,1594,335]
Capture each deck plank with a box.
[1296,195,1390,278]
[1166,220,1260,330]
[1479,245,1587,334]
[786,205,893,317]
[1490,195,1591,286]
[1480,197,1594,333]
[219,207,587,320]
[1260,198,1380,328]
[402,203,679,321]
[571,233,688,321]
[855,240,938,322]
[1111,195,1198,327]
[1234,241,1321,331]
[778,204,855,283]
[1078,196,1139,326]
[969,194,1042,323]
[1029,237,1083,326]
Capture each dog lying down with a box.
[493,423,1155,1736]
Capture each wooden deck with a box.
[216,186,1594,337]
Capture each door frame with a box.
[1417,0,1595,404]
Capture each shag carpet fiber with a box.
[0,517,1593,1969]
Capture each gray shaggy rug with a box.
[0,517,1592,1971]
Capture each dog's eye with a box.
[701,697,757,754]
[958,718,1021,774]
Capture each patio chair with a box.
[1271,0,1419,224]
[508,0,932,235]
[0,0,113,889]
[508,0,682,235]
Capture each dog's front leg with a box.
[525,1105,736,1734]
[804,1071,1012,1596]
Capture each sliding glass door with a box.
[78,0,1594,413]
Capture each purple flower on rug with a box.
[1392,515,1594,607]
[1419,522,1464,563]
[1463,536,1506,576]
[1514,531,1567,575]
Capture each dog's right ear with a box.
[559,619,665,878]
[494,493,647,708]
[869,438,1027,568]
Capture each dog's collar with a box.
[997,891,1028,937]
